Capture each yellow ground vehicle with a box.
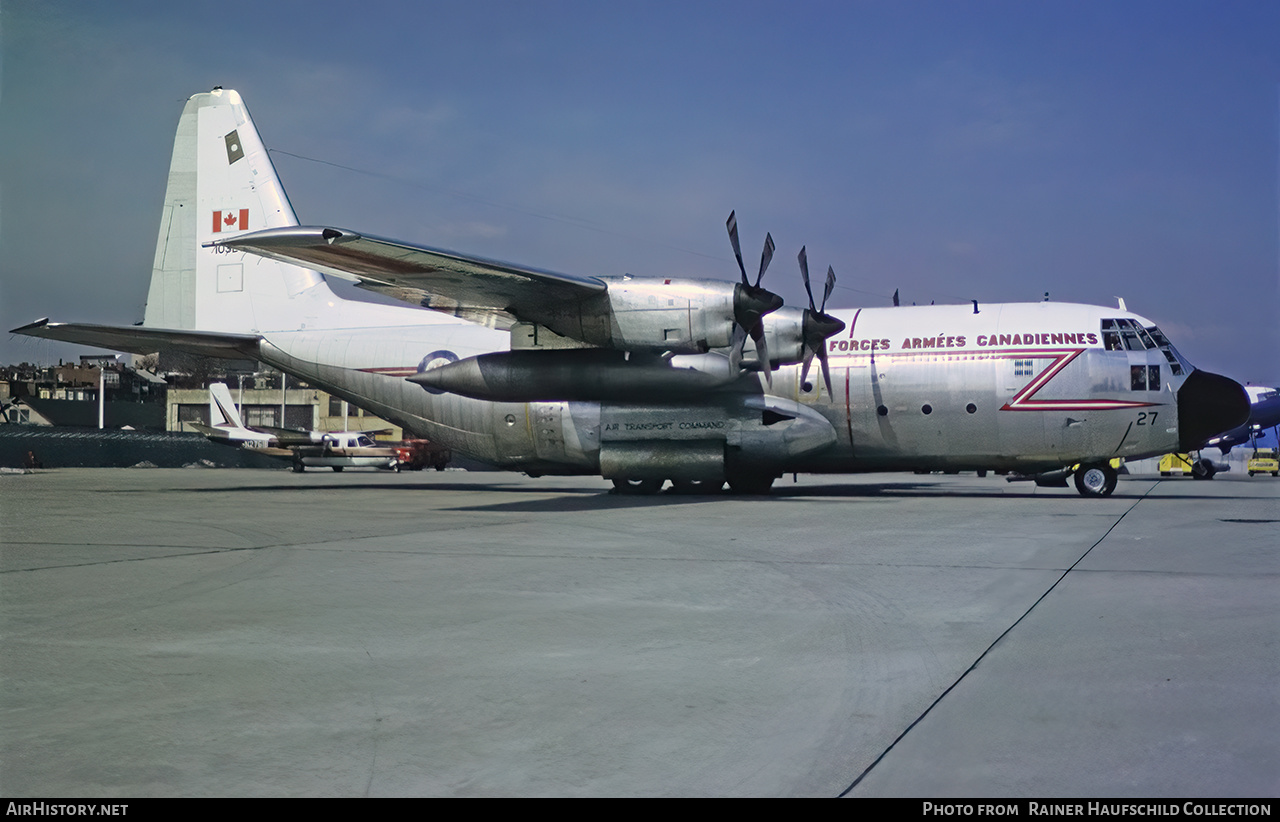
[1247,448,1278,477]
[1159,453,1194,476]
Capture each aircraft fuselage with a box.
[246,299,1187,481]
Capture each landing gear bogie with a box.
[669,478,725,495]
[611,478,664,495]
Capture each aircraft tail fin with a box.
[208,382,247,429]
[143,88,328,335]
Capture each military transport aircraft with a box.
[13,88,1250,496]
[1183,384,1280,479]
[1202,384,1280,455]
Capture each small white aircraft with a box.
[190,382,396,472]
[14,88,1250,496]
[188,382,306,448]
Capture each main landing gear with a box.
[610,473,777,496]
[1073,463,1118,497]
[611,478,664,495]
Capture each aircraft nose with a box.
[1177,369,1250,452]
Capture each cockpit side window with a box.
[1101,319,1123,351]
[1133,324,1158,350]
[1118,319,1150,351]
[1144,326,1188,376]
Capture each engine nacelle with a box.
[752,307,807,368]
[531,277,745,354]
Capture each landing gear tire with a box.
[670,478,725,495]
[292,458,305,473]
[612,478,663,495]
[1191,459,1216,480]
[1073,463,1117,497]
[727,473,776,495]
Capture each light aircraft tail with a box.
[142,88,329,335]
[208,382,247,428]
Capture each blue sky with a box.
[2,1,1276,385]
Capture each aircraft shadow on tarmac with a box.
[128,477,1261,511]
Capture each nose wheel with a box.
[1073,463,1118,497]
[1191,458,1217,480]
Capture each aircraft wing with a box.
[255,426,327,445]
[11,319,262,358]
[210,227,608,328]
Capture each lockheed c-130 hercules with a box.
[13,88,1250,497]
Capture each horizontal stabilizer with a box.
[11,319,262,359]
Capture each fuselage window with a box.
[1014,359,1034,376]
[1147,365,1160,391]
[1131,365,1148,391]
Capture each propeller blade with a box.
[800,350,815,391]
[726,212,783,370]
[726,211,748,285]
[750,322,772,386]
[756,233,775,287]
[798,247,816,312]
[798,255,846,396]
[817,345,835,399]
[728,323,747,372]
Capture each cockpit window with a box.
[1102,318,1154,351]
[1104,319,1190,377]
[1101,319,1122,351]
[357,435,374,447]
[1144,325,1189,376]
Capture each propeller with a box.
[726,211,784,384]
[797,246,846,399]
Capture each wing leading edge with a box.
[209,226,608,328]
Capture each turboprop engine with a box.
[536,213,785,357]
[541,278,782,355]
[735,248,846,396]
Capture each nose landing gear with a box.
[1073,463,1118,497]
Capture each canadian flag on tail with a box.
[213,209,248,232]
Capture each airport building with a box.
[1,355,403,439]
